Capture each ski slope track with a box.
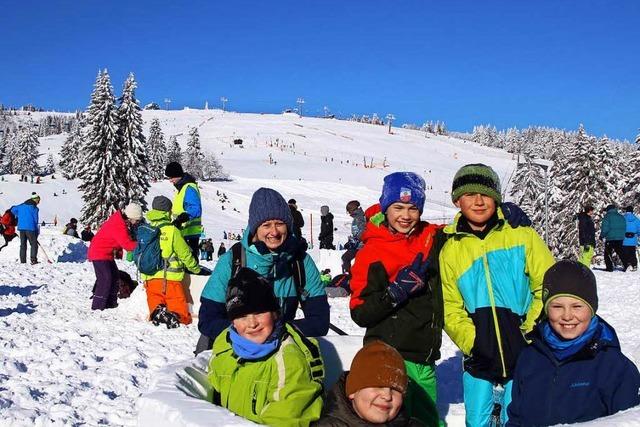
[1,109,638,426]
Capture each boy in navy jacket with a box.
[507,261,640,426]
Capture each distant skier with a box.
[217,242,226,258]
[600,204,626,272]
[318,205,335,249]
[11,192,41,265]
[165,162,203,260]
[622,206,640,271]
[576,205,596,267]
[341,200,365,274]
[288,198,305,238]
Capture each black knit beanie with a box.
[165,162,184,178]
[226,268,280,320]
[543,260,598,315]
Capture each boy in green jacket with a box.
[208,268,324,427]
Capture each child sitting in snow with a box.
[507,260,640,426]
[315,340,423,426]
[207,267,324,426]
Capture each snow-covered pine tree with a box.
[183,127,204,178]
[622,145,640,206]
[45,154,55,175]
[201,152,229,181]
[167,135,181,164]
[1,129,18,174]
[146,118,167,180]
[509,157,544,218]
[78,69,125,227]
[59,121,83,179]
[116,73,150,209]
[12,121,40,176]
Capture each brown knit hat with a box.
[345,341,408,395]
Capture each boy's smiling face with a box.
[385,202,420,234]
[349,386,403,423]
[455,193,496,230]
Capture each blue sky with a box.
[1,0,639,140]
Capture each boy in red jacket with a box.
[88,203,141,310]
[349,172,445,426]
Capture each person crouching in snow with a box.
[142,196,208,328]
[507,260,640,426]
[88,203,142,310]
[207,267,324,426]
[314,340,423,426]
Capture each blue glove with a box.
[501,202,532,227]
[387,253,430,305]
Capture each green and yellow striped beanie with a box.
[451,163,502,204]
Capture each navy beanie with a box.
[165,162,184,178]
[379,172,426,213]
[248,188,294,234]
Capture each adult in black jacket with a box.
[81,225,94,242]
[576,205,596,267]
[288,199,305,238]
[319,205,335,249]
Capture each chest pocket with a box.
[249,380,270,417]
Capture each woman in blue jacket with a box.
[195,187,330,354]
[507,260,640,426]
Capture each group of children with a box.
[196,164,640,427]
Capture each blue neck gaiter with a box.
[542,316,600,361]
[229,319,283,360]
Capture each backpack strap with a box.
[285,323,324,385]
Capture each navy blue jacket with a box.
[507,318,640,426]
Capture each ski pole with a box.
[328,322,348,336]
[37,241,53,264]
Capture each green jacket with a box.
[600,207,626,241]
[208,323,324,426]
[440,209,555,383]
[141,209,200,282]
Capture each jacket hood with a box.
[146,209,172,224]
[24,199,39,207]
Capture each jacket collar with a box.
[174,173,197,191]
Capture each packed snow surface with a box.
[1,109,639,426]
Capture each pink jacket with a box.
[87,211,137,261]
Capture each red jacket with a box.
[87,211,137,261]
[349,204,442,310]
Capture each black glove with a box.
[583,245,591,251]
[501,202,532,227]
[172,212,190,228]
[387,253,430,305]
[193,266,212,276]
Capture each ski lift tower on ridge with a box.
[296,98,305,117]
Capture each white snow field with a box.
[1,109,639,426]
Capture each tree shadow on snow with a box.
[436,351,464,418]
[0,303,37,317]
[57,241,88,263]
[0,285,41,297]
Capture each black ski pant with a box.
[604,240,625,272]
[341,249,358,274]
[319,236,335,250]
[19,230,38,264]
[622,245,638,269]
[184,235,200,261]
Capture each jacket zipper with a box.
[251,387,258,415]
[482,246,508,379]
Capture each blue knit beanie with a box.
[379,172,426,213]
[248,188,294,234]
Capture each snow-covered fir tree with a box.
[622,145,640,206]
[78,69,125,227]
[201,152,229,181]
[44,154,55,175]
[116,73,150,209]
[183,127,204,178]
[12,121,40,176]
[509,157,545,218]
[59,121,83,179]
[146,118,167,180]
[167,135,181,164]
